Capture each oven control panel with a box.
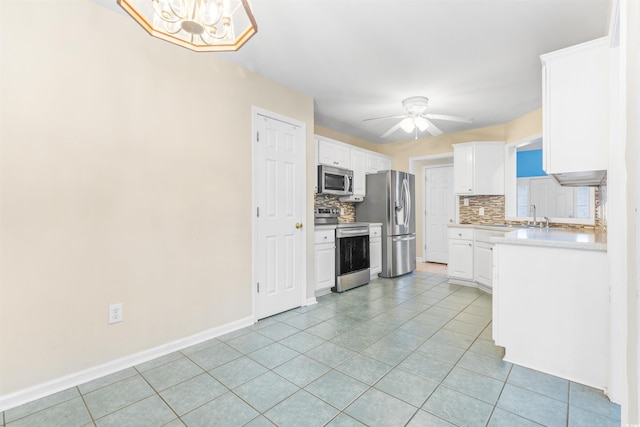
[314,206,340,225]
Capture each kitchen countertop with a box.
[449,223,607,251]
[449,223,521,232]
[493,227,607,251]
[314,224,337,230]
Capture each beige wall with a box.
[504,109,543,142]
[0,1,314,395]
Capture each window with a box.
[505,137,595,225]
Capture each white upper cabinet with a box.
[314,135,391,199]
[540,37,609,176]
[453,141,505,195]
[350,149,367,196]
[317,136,351,169]
[366,152,391,174]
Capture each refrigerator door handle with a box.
[392,234,416,242]
[402,178,411,228]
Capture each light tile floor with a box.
[416,262,448,275]
[1,272,621,427]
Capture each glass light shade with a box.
[117,0,258,52]
[415,117,429,131]
[400,117,415,133]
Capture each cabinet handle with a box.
[458,233,462,237]
[323,236,327,240]
[468,243,472,247]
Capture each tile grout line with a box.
[76,385,98,427]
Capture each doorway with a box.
[423,165,455,264]
[252,108,306,320]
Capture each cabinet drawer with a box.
[474,229,507,243]
[448,228,474,240]
[314,229,335,244]
[370,225,382,239]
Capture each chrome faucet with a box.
[543,216,550,228]
[530,204,537,227]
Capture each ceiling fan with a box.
[364,96,474,139]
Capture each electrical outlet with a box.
[479,207,485,216]
[463,198,469,206]
[108,303,123,324]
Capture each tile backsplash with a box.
[314,194,355,222]
[459,188,606,231]
[458,195,505,225]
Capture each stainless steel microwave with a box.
[317,165,353,196]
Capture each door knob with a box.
[295,223,303,229]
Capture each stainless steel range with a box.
[314,207,370,292]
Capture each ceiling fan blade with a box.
[425,119,444,136]
[425,114,474,124]
[381,121,403,138]
[363,114,407,122]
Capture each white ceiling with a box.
[93,0,611,144]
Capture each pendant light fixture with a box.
[117,0,258,52]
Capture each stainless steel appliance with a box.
[314,207,370,292]
[334,223,370,292]
[356,170,416,278]
[314,206,340,225]
[317,165,353,196]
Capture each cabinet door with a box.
[473,144,505,195]
[318,139,350,168]
[369,226,382,277]
[541,38,608,174]
[370,238,382,277]
[453,145,474,194]
[474,242,494,287]
[366,153,391,174]
[448,239,473,280]
[315,244,335,291]
[351,149,366,196]
[379,157,391,171]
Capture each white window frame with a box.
[504,135,596,226]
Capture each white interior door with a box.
[424,165,454,264]
[254,111,306,319]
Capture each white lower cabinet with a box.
[369,225,382,278]
[314,229,335,296]
[474,242,494,288]
[449,227,507,292]
[473,229,505,291]
[447,228,474,280]
[493,242,608,388]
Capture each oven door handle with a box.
[336,228,369,238]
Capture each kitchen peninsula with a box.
[491,227,608,390]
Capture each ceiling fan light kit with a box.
[364,96,474,140]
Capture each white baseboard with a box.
[305,297,318,306]
[416,257,424,263]
[0,315,254,412]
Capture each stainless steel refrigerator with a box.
[356,170,416,278]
